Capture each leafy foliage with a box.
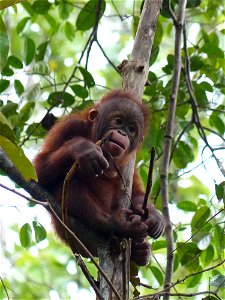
[0,0,224,299]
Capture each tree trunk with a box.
[98,1,163,299]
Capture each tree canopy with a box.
[0,0,224,299]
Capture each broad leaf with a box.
[76,0,106,31]
[24,37,36,65]
[19,223,32,248]
[0,16,9,72]
[191,206,210,231]
[0,136,37,180]
[32,221,47,243]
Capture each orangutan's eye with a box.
[115,117,123,125]
[128,125,136,135]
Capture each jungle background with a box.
[0,0,224,299]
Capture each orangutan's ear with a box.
[88,109,98,123]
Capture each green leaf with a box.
[7,55,23,69]
[19,223,32,248]
[32,0,51,14]
[26,123,46,138]
[19,102,35,122]
[152,240,166,251]
[209,112,225,135]
[190,55,205,71]
[32,221,47,243]
[16,17,30,34]
[1,66,14,76]
[132,16,139,37]
[35,41,49,62]
[0,16,9,72]
[177,242,201,267]
[215,182,225,201]
[31,62,50,75]
[14,79,24,96]
[186,268,202,287]
[153,20,163,46]
[149,45,159,66]
[0,111,15,142]
[0,101,18,117]
[70,84,88,98]
[198,81,213,92]
[193,82,208,106]
[149,266,163,286]
[173,254,180,272]
[64,21,75,41]
[45,14,59,34]
[79,67,95,88]
[24,37,36,65]
[187,0,201,8]
[22,83,40,102]
[209,275,225,288]
[48,92,75,107]
[177,201,197,212]
[0,79,10,93]
[173,141,194,169]
[0,136,37,180]
[191,206,210,231]
[201,43,224,59]
[58,1,71,20]
[76,0,106,31]
[200,245,214,267]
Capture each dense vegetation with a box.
[0,0,224,299]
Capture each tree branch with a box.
[99,1,163,299]
[0,147,121,300]
[160,1,187,298]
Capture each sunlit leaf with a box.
[16,17,30,34]
[0,16,9,72]
[0,136,37,180]
[64,21,75,41]
[200,245,214,267]
[19,223,32,248]
[32,221,47,243]
[149,266,163,286]
[152,240,166,251]
[177,201,197,212]
[0,111,15,142]
[58,1,70,20]
[191,206,210,231]
[35,41,49,62]
[186,268,202,287]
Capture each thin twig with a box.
[142,147,155,210]
[0,276,10,300]
[160,1,187,298]
[75,254,104,300]
[0,183,48,206]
